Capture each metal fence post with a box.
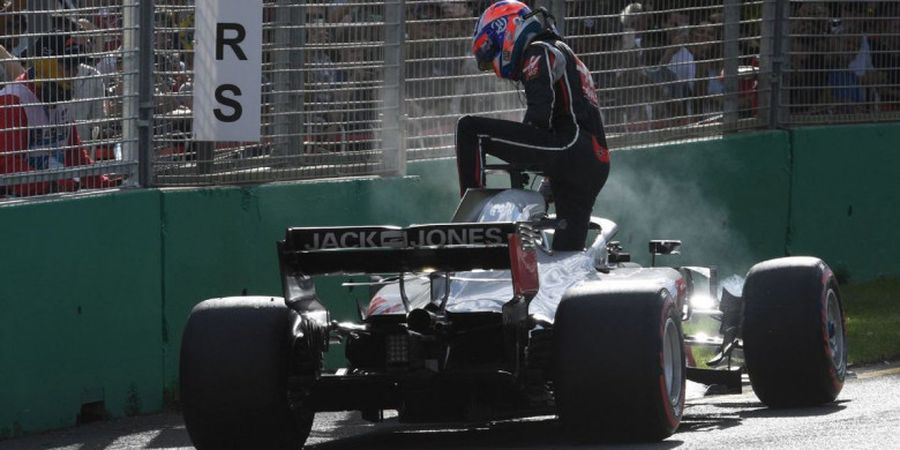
[124,0,155,187]
[382,0,406,177]
[141,0,156,186]
[760,0,789,129]
[121,0,148,186]
[722,0,740,131]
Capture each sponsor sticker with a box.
[491,17,508,33]
[523,55,541,81]
[300,226,507,250]
[576,58,600,108]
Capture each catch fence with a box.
[0,0,897,200]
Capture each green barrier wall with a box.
[1,123,898,437]
[787,124,900,282]
[0,190,164,437]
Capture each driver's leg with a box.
[552,178,598,251]
[549,135,610,251]
[455,115,572,196]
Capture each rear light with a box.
[509,232,539,300]
[386,334,409,365]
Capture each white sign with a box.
[193,0,262,141]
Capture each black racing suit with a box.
[456,37,611,251]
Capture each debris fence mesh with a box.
[0,0,897,199]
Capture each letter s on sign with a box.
[214,84,243,122]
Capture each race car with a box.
[179,164,847,449]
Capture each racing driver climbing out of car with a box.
[456,0,610,251]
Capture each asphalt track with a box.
[3,363,899,450]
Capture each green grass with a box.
[842,276,900,366]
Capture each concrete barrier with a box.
[0,190,164,436]
[787,124,900,282]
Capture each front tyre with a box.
[742,257,847,408]
[180,297,313,450]
[554,284,685,442]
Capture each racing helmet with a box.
[471,0,544,80]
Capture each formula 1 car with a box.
[179,165,847,449]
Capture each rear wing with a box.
[277,222,539,312]
[278,222,519,276]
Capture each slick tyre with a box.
[553,284,685,442]
[180,297,313,450]
[742,257,847,408]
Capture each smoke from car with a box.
[597,156,756,280]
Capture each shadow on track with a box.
[738,400,849,419]
[307,415,685,450]
[676,414,742,433]
[0,413,193,450]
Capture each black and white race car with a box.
[179,165,847,449]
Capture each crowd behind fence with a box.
[0,0,898,201]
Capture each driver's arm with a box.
[522,44,565,130]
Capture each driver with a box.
[455,0,610,251]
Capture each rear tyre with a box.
[180,297,313,450]
[553,284,685,442]
[742,257,847,408]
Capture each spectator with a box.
[635,8,694,124]
[630,3,684,126]
[335,45,378,152]
[692,18,724,116]
[89,3,126,77]
[566,0,608,86]
[177,9,194,60]
[154,9,187,115]
[660,11,696,118]
[614,2,654,127]
[406,3,441,78]
[69,18,107,153]
[329,0,387,153]
[0,1,27,58]
[441,1,477,122]
[303,5,341,153]
[405,2,447,150]
[789,2,830,114]
[0,44,24,83]
[0,5,26,82]
[0,33,117,197]
[868,3,900,111]
[620,2,648,60]
[839,4,875,95]
[85,0,123,54]
[824,30,872,114]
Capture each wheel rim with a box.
[826,289,846,378]
[663,318,684,408]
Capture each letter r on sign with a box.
[217,23,248,60]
